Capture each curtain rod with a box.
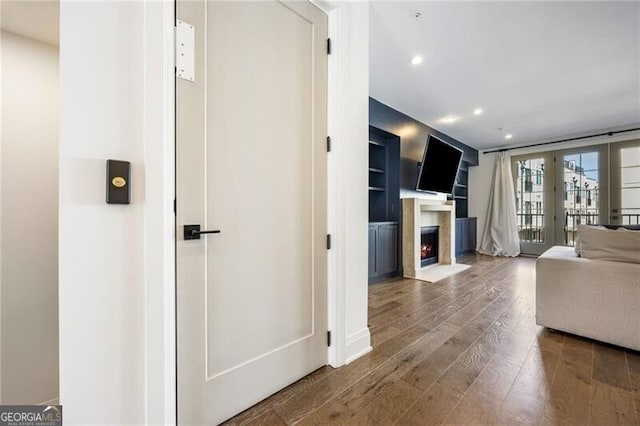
[482,127,640,154]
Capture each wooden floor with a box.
[225,254,640,425]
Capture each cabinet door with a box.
[368,225,377,276]
[461,220,470,252]
[455,220,464,255]
[376,224,398,275]
[468,218,477,252]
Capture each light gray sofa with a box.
[536,235,640,351]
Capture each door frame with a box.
[142,1,361,423]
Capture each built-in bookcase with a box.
[368,128,400,223]
[454,161,469,218]
[368,126,400,283]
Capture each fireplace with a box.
[420,226,439,267]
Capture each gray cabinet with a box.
[455,217,477,256]
[368,222,399,284]
[368,226,377,277]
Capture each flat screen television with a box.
[416,135,463,194]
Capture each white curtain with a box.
[478,152,521,257]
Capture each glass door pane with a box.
[561,152,601,245]
[512,153,554,255]
[515,158,545,243]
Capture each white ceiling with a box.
[370,1,640,150]
[1,0,59,46]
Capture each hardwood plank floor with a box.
[224,254,640,425]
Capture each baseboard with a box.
[344,327,372,365]
[38,396,59,406]
[368,271,400,285]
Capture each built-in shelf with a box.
[369,126,401,283]
[454,160,470,218]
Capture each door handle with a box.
[184,224,221,240]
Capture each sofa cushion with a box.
[577,224,640,264]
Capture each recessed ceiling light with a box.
[505,134,513,140]
[411,55,423,65]
[473,108,483,115]
[439,115,459,124]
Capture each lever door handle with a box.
[184,224,221,240]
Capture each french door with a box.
[512,153,555,255]
[512,145,608,255]
[554,145,609,246]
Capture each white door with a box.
[176,1,328,424]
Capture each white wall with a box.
[0,31,59,405]
[59,3,145,424]
[469,130,640,245]
[59,1,176,423]
[328,1,371,365]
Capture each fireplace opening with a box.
[420,226,439,267]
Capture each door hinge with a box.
[327,136,331,152]
[173,199,177,215]
[176,20,195,82]
[554,215,556,221]
[327,234,331,250]
[327,330,331,347]
[327,38,332,55]
[173,26,177,74]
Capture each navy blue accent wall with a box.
[369,98,478,197]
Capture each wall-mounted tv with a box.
[416,134,463,194]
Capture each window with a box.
[524,169,532,192]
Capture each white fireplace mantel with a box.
[402,198,456,278]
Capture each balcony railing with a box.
[518,212,640,246]
[516,213,544,243]
[564,212,599,245]
[620,214,640,225]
